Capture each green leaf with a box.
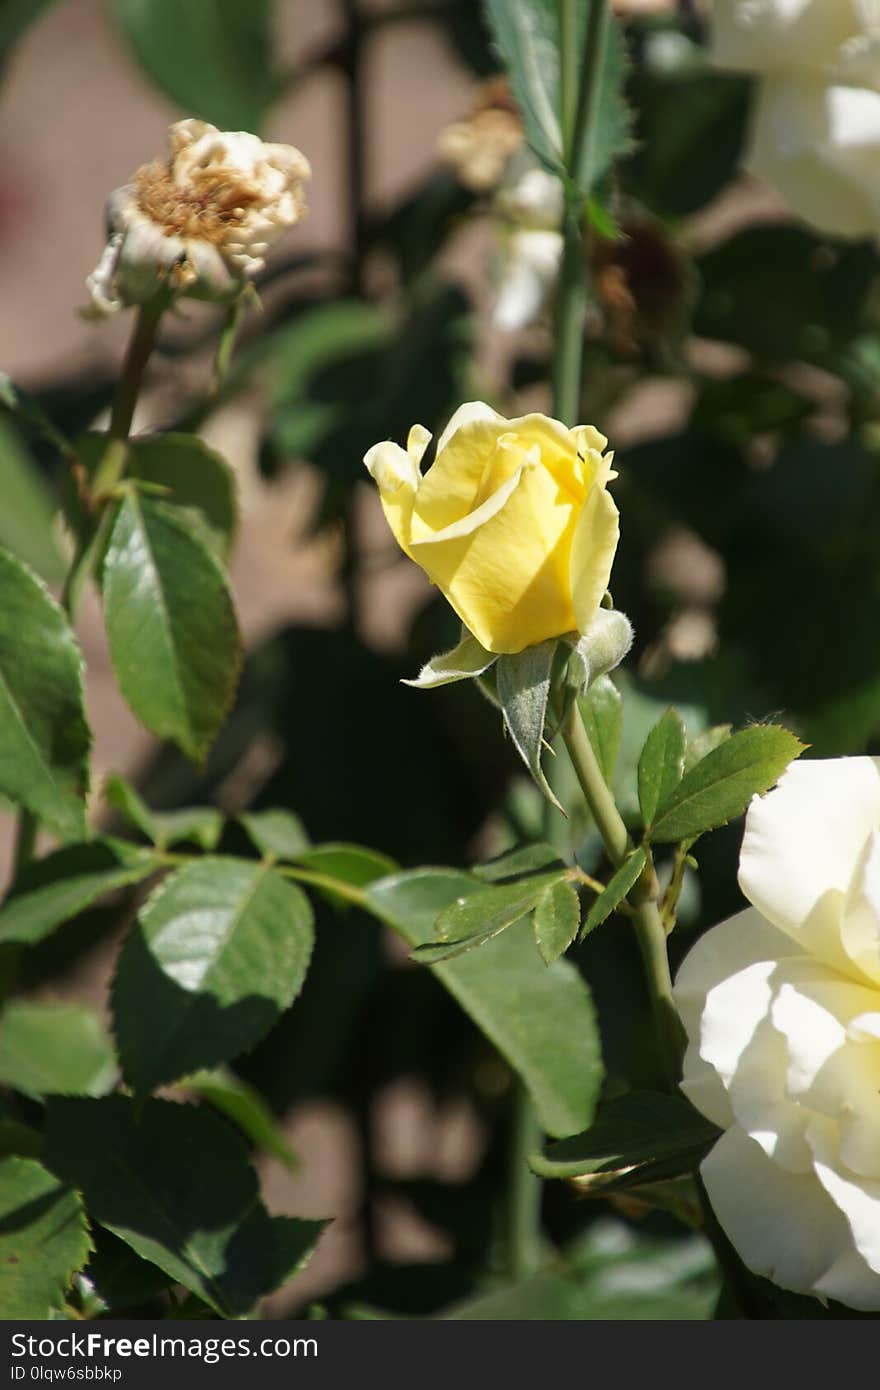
[0,839,158,947]
[292,844,398,886]
[105,772,223,850]
[638,708,686,830]
[0,416,63,581]
[365,870,602,1137]
[580,846,646,939]
[102,493,242,763]
[580,675,622,782]
[128,434,238,559]
[533,879,581,965]
[445,1226,718,1320]
[684,723,732,773]
[472,842,564,883]
[415,868,568,963]
[0,1118,43,1160]
[483,0,630,188]
[185,1069,298,1172]
[184,1067,298,1171]
[0,1156,91,1318]
[403,632,498,689]
[150,806,223,852]
[112,858,314,1093]
[46,1096,325,1317]
[649,725,806,843]
[86,1228,172,1313]
[103,770,156,841]
[496,640,562,812]
[0,1001,117,1098]
[239,808,310,859]
[114,0,278,132]
[530,1090,720,1188]
[0,549,90,838]
[0,373,70,453]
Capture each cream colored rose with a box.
[749,76,880,238]
[675,757,880,1310]
[85,119,310,318]
[711,1,880,238]
[711,1,880,79]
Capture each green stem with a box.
[569,0,611,193]
[108,296,167,441]
[506,1080,543,1281]
[551,0,611,428]
[210,296,246,396]
[559,0,578,160]
[63,298,167,619]
[551,205,588,427]
[339,0,368,633]
[560,702,684,1091]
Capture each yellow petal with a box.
[504,413,590,502]
[414,419,512,532]
[363,440,419,556]
[410,460,577,653]
[572,423,609,456]
[436,401,504,453]
[569,481,620,635]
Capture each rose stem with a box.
[560,702,685,1091]
[506,1078,544,1281]
[62,295,167,621]
[550,0,685,1091]
[551,0,610,427]
[497,0,615,1279]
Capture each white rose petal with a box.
[493,228,563,332]
[701,1125,856,1294]
[747,77,880,239]
[711,4,880,240]
[711,0,876,78]
[738,755,880,978]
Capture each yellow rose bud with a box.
[364,402,619,654]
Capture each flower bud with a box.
[84,119,311,318]
[365,403,620,655]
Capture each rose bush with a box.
[675,757,880,1310]
[712,0,880,238]
[364,403,619,654]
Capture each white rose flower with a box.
[84,119,311,318]
[491,166,564,332]
[492,228,563,332]
[675,757,880,1310]
[749,76,880,238]
[712,1,880,238]
[711,0,880,80]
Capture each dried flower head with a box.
[84,119,311,318]
[436,78,523,192]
